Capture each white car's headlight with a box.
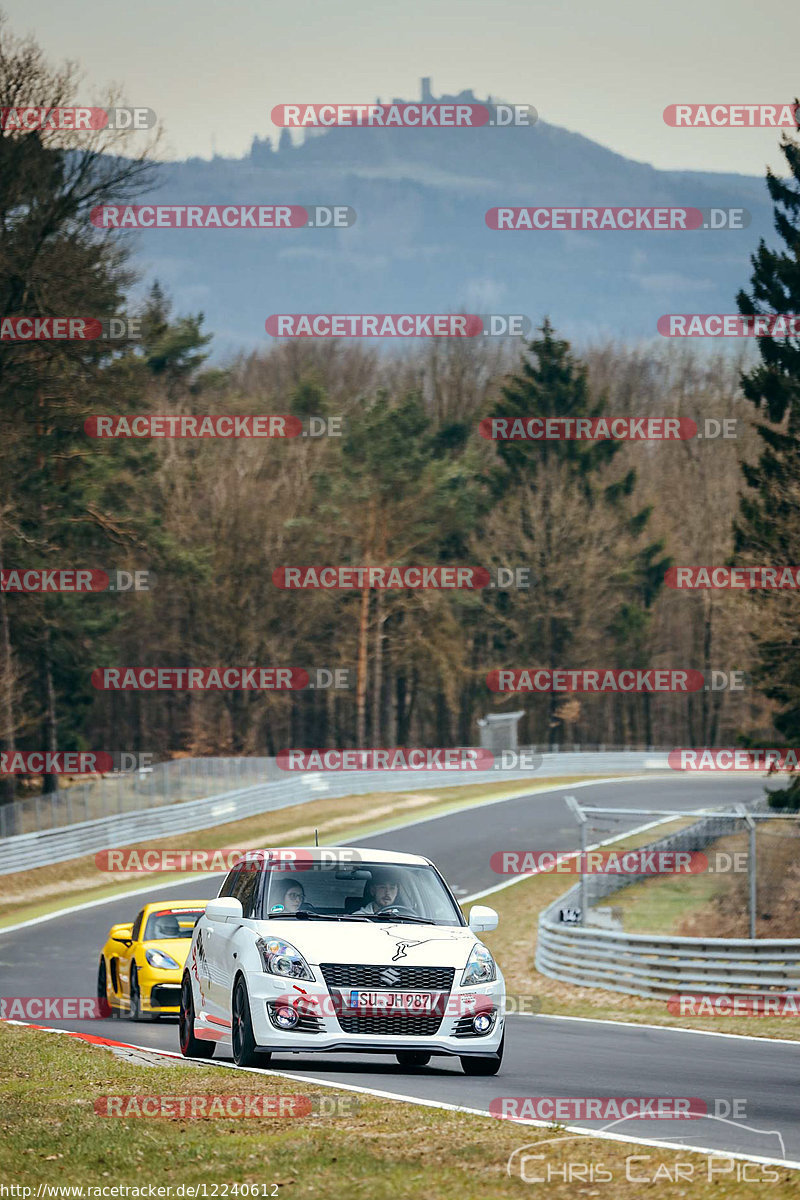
[257,938,314,981]
[461,943,496,986]
[145,948,180,970]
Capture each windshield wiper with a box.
[265,911,371,922]
[368,914,436,925]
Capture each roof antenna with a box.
[314,828,319,847]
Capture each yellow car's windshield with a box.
[143,909,204,940]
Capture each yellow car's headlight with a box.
[145,948,180,970]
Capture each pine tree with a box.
[487,321,670,746]
[734,112,800,807]
[0,14,155,806]
[491,319,618,492]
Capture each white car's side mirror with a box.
[468,905,498,932]
[206,897,243,923]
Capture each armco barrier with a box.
[535,800,800,998]
[0,750,670,875]
[535,912,800,998]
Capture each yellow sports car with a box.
[98,901,208,1020]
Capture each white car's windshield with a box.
[259,862,464,926]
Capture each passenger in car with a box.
[272,877,318,914]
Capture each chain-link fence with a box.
[0,744,674,839]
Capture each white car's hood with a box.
[254,919,479,968]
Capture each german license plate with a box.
[348,990,434,1011]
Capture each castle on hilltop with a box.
[249,79,495,161]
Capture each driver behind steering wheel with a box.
[353,869,408,915]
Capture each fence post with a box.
[749,820,757,940]
[736,806,757,940]
[564,795,587,925]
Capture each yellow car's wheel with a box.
[97,959,112,1019]
[129,967,144,1021]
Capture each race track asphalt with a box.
[2,774,796,1165]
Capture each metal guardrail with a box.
[535,919,800,998]
[0,750,671,875]
[535,800,800,998]
[0,745,675,838]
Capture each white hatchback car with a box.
[179,847,505,1074]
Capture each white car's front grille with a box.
[320,963,455,991]
[320,963,456,1037]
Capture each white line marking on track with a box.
[3,1018,797,1171]
[514,1010,800,1047]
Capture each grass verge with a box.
[480,818,800,1041]
[609,821,800,938]
[0,1022,794,1196]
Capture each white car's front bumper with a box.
[245,970,505,1057]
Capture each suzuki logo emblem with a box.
[381,967,401,984]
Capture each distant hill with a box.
[123,82,773,358]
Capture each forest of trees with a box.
[1,17,799,806]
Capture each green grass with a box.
[610,868,726,932]
[1,1023,796,1197]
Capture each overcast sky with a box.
[5,0,799,176]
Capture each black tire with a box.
[395,1051,432,1068]
[232,977,272,1068]
[129,967,146,1021]
[97,958,112,1019]
[179,974,215,1059]
[108,960,120,1017]
[460,1031,504,1076]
